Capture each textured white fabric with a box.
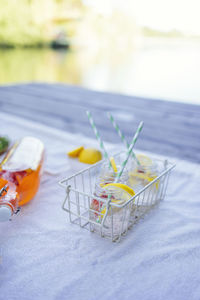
[0,112,200,300]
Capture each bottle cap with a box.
[0,205,12,222]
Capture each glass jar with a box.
[128,154,158,192]
[90,172,132,239]
[97,155,130,186]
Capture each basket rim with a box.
[59,159,175,208]
[59,151,175,188]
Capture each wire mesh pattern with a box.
[59,153,175,242]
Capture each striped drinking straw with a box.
[114,121,144,183]
[86,111,112,169]
[107,112,140,165]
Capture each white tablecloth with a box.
[0,112,200,300]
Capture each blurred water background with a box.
[0,0,200,104]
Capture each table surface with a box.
[0,84,200,300]
[0,83,199,163]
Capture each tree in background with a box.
[0,0,84,47]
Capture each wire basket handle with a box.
[62,185,71,213]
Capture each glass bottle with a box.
[0,136,44,221]
[0,180,18,222]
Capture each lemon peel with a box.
[97,183,135,220]
[110,157,118,173]
[103,183,135,199]
[78,148,102,164]
[68,146,84,158]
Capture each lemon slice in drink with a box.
[68,146,84,158]
[103,183,135,205]
[110,157,118,173]
[136,154,152,166]
[96,183,135,221]
[129,171,154,182]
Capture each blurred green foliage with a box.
[0,1,44,47]
[0,0,83,47]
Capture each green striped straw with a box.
[107,112,140,165]
[86,111,111,168]
[114,121,144,183]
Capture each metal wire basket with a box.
[59,152,175,242]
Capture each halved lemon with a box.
[67,146,84,158]
[78,148,102,164]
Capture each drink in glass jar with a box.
[0,136,44,221]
